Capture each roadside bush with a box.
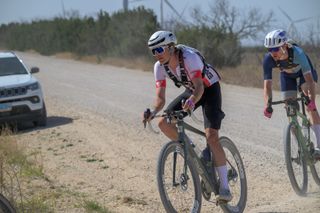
[176,26,242,67]
[1,6,158,60]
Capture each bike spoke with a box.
[161,147,198,212]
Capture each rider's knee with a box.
[158,117,168,131]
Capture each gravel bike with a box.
[144,109,247,213]
[269,92,320,195]
[0,193,16,213]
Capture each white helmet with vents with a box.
[264,29,287,48]
[148,31,177,49]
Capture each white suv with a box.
[0,52,47,126]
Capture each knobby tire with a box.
[157,141,202,213]
[284,123,308,195]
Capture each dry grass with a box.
[53,52,154,71]
[35,49,320,93]
[220,52,280,89]
[220,51,320,94]
[0,127,50,212]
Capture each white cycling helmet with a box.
[148,31,177,49]
[264,29,287,48]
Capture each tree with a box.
[191,0,273,41]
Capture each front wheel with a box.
[157,141,202,213]
[219,136,247,213]
[284,123,308,195]
[34,102,47,127]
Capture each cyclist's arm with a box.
[189,76,204,103]
[263,54,273,106]
[295,48,316,101]
[303,73,316,101]
[153,62,166,114]
[264,80,272,106]
[153,86,166,114]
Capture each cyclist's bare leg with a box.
[206,128,232,201]
[301,82,320,151]
[205,128,226,166]
[301,82,320,125]
[158,117,178,141]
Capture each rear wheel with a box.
[310,160,320,186]
[157,141,202,213]
[0,193,16,213]
[284,123,308,195]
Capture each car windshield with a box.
[0,57,28,76]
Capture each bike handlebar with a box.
[270,97,304,106]
[269,93,310,107]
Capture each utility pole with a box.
[61,0,66,18]
[123,0,128,11]
[160,0,163,28]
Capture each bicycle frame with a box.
[272,94,316,165]
[173,112,220,196]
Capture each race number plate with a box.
[0,103,12,112]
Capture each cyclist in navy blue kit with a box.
[263,29,320,158]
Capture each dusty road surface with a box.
[14,52,320,212]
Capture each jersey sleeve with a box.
[293,46,312,75]
[263,53,274,80]
[154,61,166,88]
[182,51,203,80]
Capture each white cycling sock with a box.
[217,165,229,190]
[311,124,320,148]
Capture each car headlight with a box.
[26,82,39,91]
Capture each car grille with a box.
[0,86,28,98]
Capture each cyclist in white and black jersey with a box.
[153,45,220,89]
[144,30,232,202]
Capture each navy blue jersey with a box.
[263,45,313,80]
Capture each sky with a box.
[0,0,319,45]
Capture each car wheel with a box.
[34,102,47,127]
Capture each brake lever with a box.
[143,108,151,128]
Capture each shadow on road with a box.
[45,116,74,128]
[0,116,74,133]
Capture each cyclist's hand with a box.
[142,108,156,128]
[264,106,273,118]
[183,98,195,112]
[307,100,317,111]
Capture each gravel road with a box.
[15,52,320,212]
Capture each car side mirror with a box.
[30,67,40,74]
